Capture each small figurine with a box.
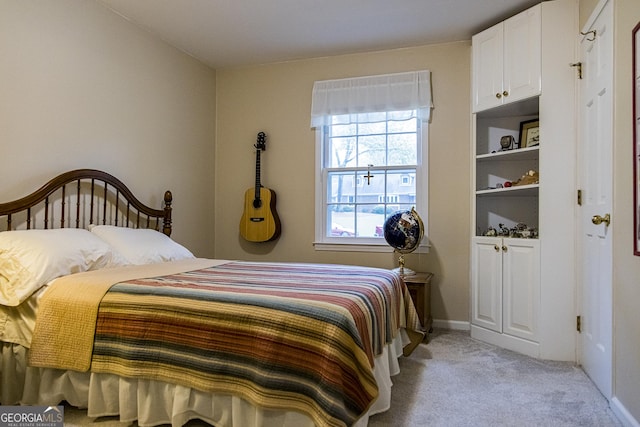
[513,170,539,186]
[506,223,538,238]
[485,226,497,237]
[510,223,527,238]
[500,135,515,151]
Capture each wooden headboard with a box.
[0,169,172,236]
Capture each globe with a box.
[383,207,424,276]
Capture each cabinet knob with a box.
[495,93,502,99]
[502,245,508,252]
[494,244,500,252]
[502,90,509,97]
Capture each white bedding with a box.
[0,286,46,348]
[2,330,407,426]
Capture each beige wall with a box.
[611,0,640,421]
[0,0,217,257]
[579,0,600,27]
[215,43,472,324]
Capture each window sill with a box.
[313,241,430,253]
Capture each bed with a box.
[0,169,424,427]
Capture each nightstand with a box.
[403,272,434,338]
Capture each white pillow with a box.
[90,225,194,265]
[0,228,117,306]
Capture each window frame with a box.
[313,114,429,253]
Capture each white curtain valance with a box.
[310,70,433,127]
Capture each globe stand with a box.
[392,253,416,277]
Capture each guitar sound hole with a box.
[253,199,262,209]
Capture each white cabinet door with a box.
[471,237,502,332]
[472,4,541,113]
[503,5,541,104]
[472,24,504,112]
[472,237,540,341]
[502,238,540,341]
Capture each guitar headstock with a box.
[255,132,266,151]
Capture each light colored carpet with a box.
[369,329,620,426]
[63,329,621,426]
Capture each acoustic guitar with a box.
[239,132,281,242]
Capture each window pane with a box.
[386,169,417,207]
[388,133,417,165]
[355,205,385,237]
[331,123,357,137]
[388,116,417,133]
[356,170,384,203]
[328,136,357,167]
[357,134,386,166]
[328,171,356,204]
[327,206,355,237]
[358,121,386,135]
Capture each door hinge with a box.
[581,30,596,42]
[577,189,582,206]
[577,315,582,333]
[570,62,583,79]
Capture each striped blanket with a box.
[30,260,423,427]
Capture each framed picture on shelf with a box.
[519,119,540,148]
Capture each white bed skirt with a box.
[2,331,408,427]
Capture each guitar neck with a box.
[254,148,262,201]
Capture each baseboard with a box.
[611,396,640,427]
[470,325,540,358]
[432,319,469,331]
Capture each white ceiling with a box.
[97,0,542,69]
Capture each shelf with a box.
[475,96,539,118]
[476,183,539,196]
[475,235,539,240]
[477,146,539,161]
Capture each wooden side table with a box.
[403,272,434,338]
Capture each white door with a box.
[578,0,613,399]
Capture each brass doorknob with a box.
[591,213,611,226]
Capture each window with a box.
[310,70,432,251]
